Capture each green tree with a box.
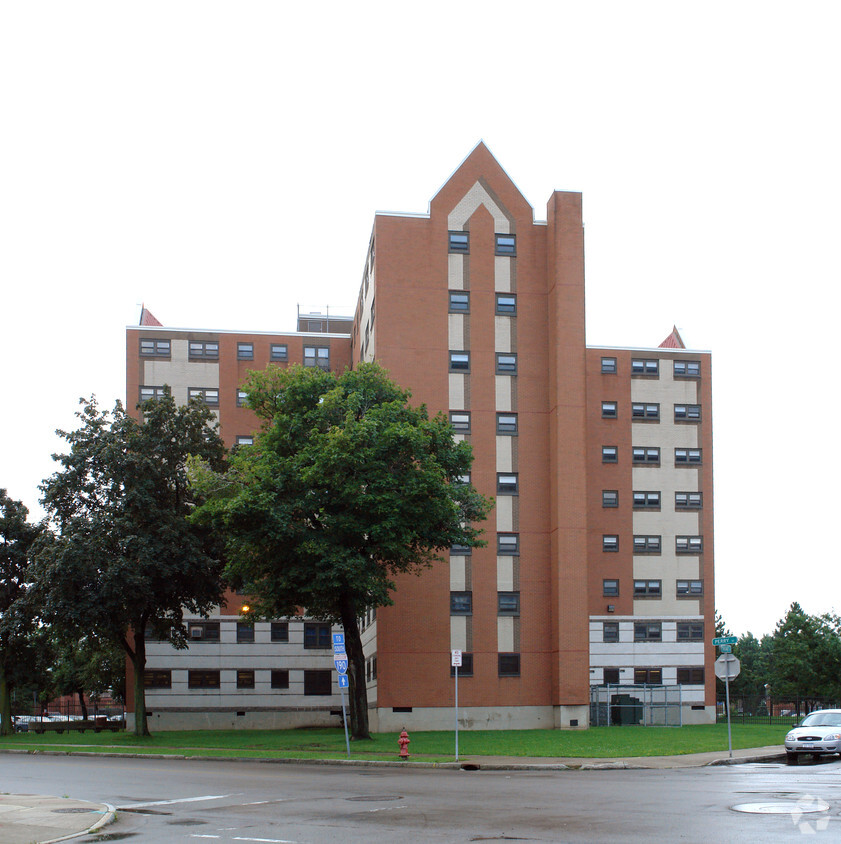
[30,393,227,736]
[190,363,492,739]
[0,490,44,736]
[728,632,772,698]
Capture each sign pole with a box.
[340,683,350,758]
[724,668,732,759]
[451,650,461,762]
[455,664,459,762]
[333,632,350,759]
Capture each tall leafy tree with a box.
[30,393,227,736]
[0,491,44,735]
[190,363,492,739]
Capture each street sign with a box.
[712,636,737,646]
[332,633,345,646]
[451,650,462,667]
[714,653,741,680]
[719,644,732,653]
[334,657,348,674]
[338,674,349,688]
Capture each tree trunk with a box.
[77,689,88,720]
[339,592,370,740]
[0,663,12,737]
[131,631,150,737]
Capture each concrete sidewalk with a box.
[0,746,785,842]
[0,793,115,844]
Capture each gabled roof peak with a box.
[659,326,686,349]
[139,305,163,326]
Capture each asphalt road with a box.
[3,754,840,843]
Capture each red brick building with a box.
[127,143,714,730]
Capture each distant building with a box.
[126,143,714,730]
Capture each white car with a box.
[785,709,841,764]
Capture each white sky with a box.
[2,1,839,638]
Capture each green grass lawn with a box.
[0,723,786,762]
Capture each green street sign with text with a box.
[712,636,737,646]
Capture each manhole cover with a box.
[732,800,829,814]
[346,795,403,802]
[52,808,97,814]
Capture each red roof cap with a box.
[139,306,163,326]
[659,326,685,349]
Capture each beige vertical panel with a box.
[450,616,468,651]
[495,376,512,412]
[450,556,467,591]
[496,496,514,532]
[496,436,513,473]
[448,254,464,290]
[448,314,464,350]
[449,374,466,410]
[497,617,515,652]
[497,557,515,591]
[494,257,511,292]
[494,316,511,352]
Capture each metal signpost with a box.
[713,645,740,759]
[333,633,350,758]
[451,650,461,762]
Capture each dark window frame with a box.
[674,360,701,378]
[674,404,702,422]
[188,387,220,407]
[188,341,219,361]
[449,411,471,433]
[271,669,289,689]
[498,653,521,676]
[677,667,705,685]
[631,402,660,421]
[633,491,661,510]
[140,338,171,358]
[270,344,288,362]
[188,669,221,689]
[303,622,331,649]
[633,535,662,554]
[603,621,619,643]
[449,351,470,372]
[603,535,619,552]
[303,669,332,696]
[450,591,473,616]
[601,357,617,374]
[632,447,661,465]
[270,622,289,642]
[236,622,255,643]
[634,622,662,642]
[602,490,619,508]
[496,472,519,495]
[677,621,705,641]
[675,448,702,465]
[631,358,659,377]
[450,652,474,677]
[496,413,518,434]
[633,580,662,598]
[303,345,330,371]
[676,536,704,554]
[496,353,518,375]
[634,667,663,684]
[497,533,520,556]
[188,621,220,642]
[676,580,704,598]
[143,669,172,689]
[495,234,517,256]
[603,579,619,597]
[601,401,618,418]
[448,291,470,313]
[139,385,167,403]
[237,669,255,689]
[448,231,470,254]
[675,491,703,510]
[495,293,517,315]
[497,591,520,616]
[602,446,618,463]
[237,342,254,361]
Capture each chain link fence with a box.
[590,685,683,726]
[716,695,841,725]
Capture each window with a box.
[498,653,521,676]
[677,667,705,685]
[237,669,255,689]
[271,669,289,689]
[270,344,288,362]
[496,413,518,434]
[633,535,661,554]
[237,343,254,360]
[143,670,172,689]
[188,670,220,689]
[633,491,660,510]
[634,668,663,684]
[633,580,662,598]
[450,591,473,615]
[601,401,618,418]
[188,388,219,407]
[602,446,618,463]
[675,448,702,465]
[236,390,248,407]
[448,231,469,253]
[632,447,660,465]
[632,403,660,421]
[495,294,517,315]
[496,353,518,374]
[676,536,703,554]
[140,338,170,357]
[304,346,330,370]
[270,622,289,642]
[603,579,619,597]
[497,533,519,555]
[303,622,331,649]
[236,622,254,643]
[677,621,705,640]
[449,411,471,433]
[602,535,618,552]
[631,359,659,376]
[449,291,470,313]
[304,670,332,696]
[497,473,518,494]
[674,360,701,378]
[139,386,167,402]
[188,621,220,641]
[235,436,254,446]
[449,351,470,372]
[676,580,704,597]
[674,404,701,422]
[497,591,520,616]
[450,653,474,677]
[603,668,620,685]
[602,490,618,508]
[189,341,219,360]
[601,357,617,374]
[603,621,619,643]
[495,234,516,256]
[675,491,703,509]
[634,622,662,641]
[451,542,472,555]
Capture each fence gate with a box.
[590,684,683,726]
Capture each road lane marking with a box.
[120,794,232,808]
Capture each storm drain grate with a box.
[346,795,403,802]
[52,808,98,814]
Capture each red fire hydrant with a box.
[398,728,410,760]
